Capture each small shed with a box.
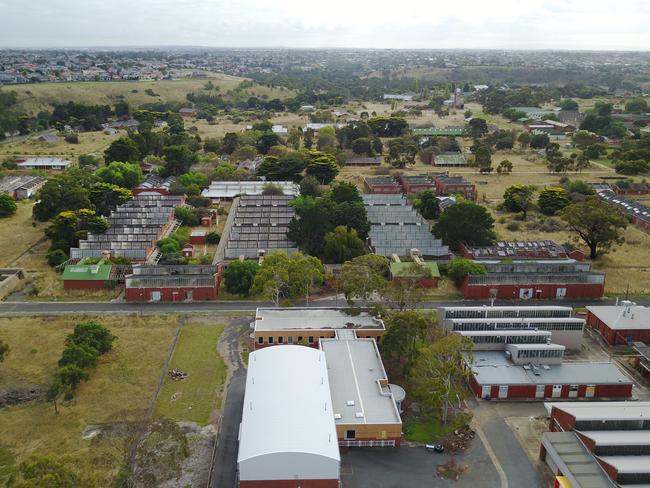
[189,229,208,245]
[62,263,113,289]
[182,244,194,257]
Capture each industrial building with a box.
[70,194,185,261]
[362,194,450,258]
[252,307,385,349]
[458,240,584,261]
[541,402,650,488]
[321,338,403,447]
[62,262,113,290]
[431,173,476,200]
[438,305,584,350]
[363,176,402,194]
[238,346,340,488]
[0,175,46,200]
[586,303,650,345]
[461,259,605,300]
[432,152,468,167]
[597,189,650,232]
[397,174,437,194]
[132,175,176,196]
[466,350,632,400]
[15,156,71,170]
[201,180,299,201]
[124,264,221,301]
[220,195,298,260]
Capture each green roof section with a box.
[434,152,467,166]
[62,263,112,281]
[390,261,440,278]
[413,127,469,137]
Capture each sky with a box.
[1,0,649,50]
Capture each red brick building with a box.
[397,174,436,194]
[431,173,476,200]
[363,176,402,194]
[124,264,221,301]
[586,304,650,345]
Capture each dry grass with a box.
[0,314,179,484]
[9,74,292,116]
[0,130,120,160]
[0,201,45,267]
[154,320,226,425]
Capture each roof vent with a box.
[346,400,355,406]
[355,412,364,418]
[334,413,342,420]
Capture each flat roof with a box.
[238,346,339,463]
[542,431,615,488]
[321,338,401,426]
[586,305,650,330]
[579,430,650,447]
[202,181,299,198]
[471,351,631,386]
[545,402,650,420]
[254,308,385,332]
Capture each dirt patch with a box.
[0,386,43,407]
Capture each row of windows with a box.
[445,309,572,319]
[470,335,549,344]
[453,322,583,332]
[257,334,379,345]
[515,349,564,359]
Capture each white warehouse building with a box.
[237,346,340,488]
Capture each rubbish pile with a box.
[436,459,468,480]
[168,368,188,381]
[441,425,475,453]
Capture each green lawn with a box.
[403,417,459,443]
[154,322,227,425]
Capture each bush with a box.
[0,194,17,217]
[206,232,221,245]
[46,249,68,267]
[446,257,487,286]
[223,260,258,296]
[64,133,79,144]
[506,222,520,231]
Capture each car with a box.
[425,443,445,453]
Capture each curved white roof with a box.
[238,345,339,481]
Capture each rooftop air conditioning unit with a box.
[346,400,355,406]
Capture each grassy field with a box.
[7,73,293,116]
[0,314,179,484]
[0,130,119,160]
[154,319,226,425]
[0,201,46,267]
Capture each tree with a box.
[561,196,627,259]
[381,311,435,373]
[305,151,339,184]
[538,187,570,215]
[474,146,492,172]
[287,127,302,150]
[104,137,141,163]
[95,161,143,188]
[46,249,68,267]
[330,181,362,204]
[410,333,474,423]
[33,174,93,221]
[323,226,366,264]
[0,340,8,362]
[351,137,373,156]
[468,118,488,139]
[433,201,496,249]
[338,254,389,304]
[446,257,487,286]
[177,171,209,189]
[385,136,417,168]
[45,209,109,253]
[161,145,197,176]
[58,343,99,369]
[503,184,535,219]
[67,321,115,354]
[256,133,281,155]
[206,231,220,244]
[303,128,314,149]
[0,193,17,217]
[89,182,132,216]
[496,159,513,174]
[559,99,579,111]
[221,132,239,154]
[412,190,440,219]
[299,175,321,197]
[223,260,258,296]
[625,98,649,114]
[257,152,307,181]
[517,131,531,148]
[530,133,550,149]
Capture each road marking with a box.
[474,423,509,488]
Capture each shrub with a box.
[506,222,520,231]
[206,232,221,245]
[46,249,68,267]
[446,257,487,286]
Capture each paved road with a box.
[0,297,645,315]
[482,417,542,488]
[210,319,248,488]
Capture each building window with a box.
[345,430,356,440]
[268,337,274,344]
[288,336,293,344]
[258,337,263,344]
[278,336,284,344]
[308,336,314,344]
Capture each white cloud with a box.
[0,0,649,49]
